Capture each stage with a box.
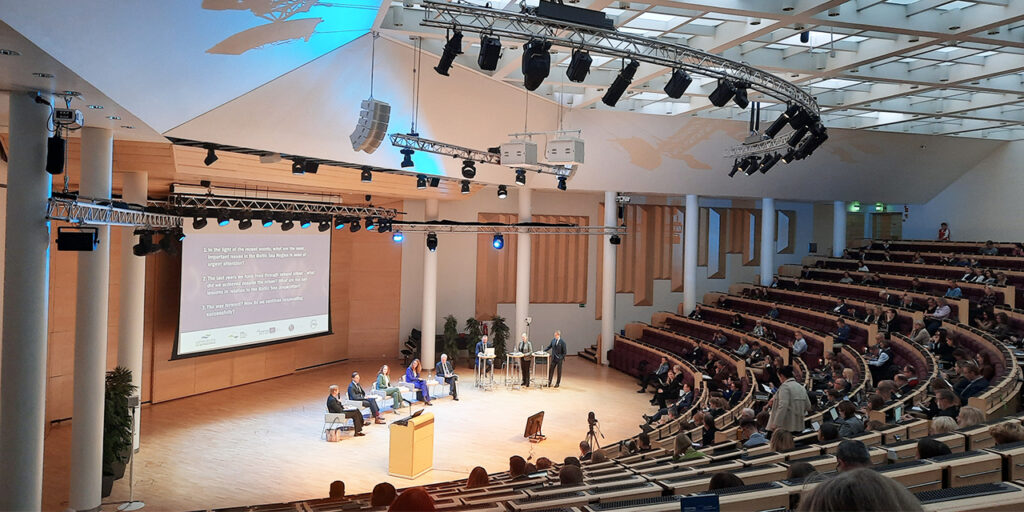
[41,357,651,510]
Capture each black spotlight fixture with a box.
[610,234,621,245]
[514,169,527,186]
[333,217,345,230]
[318,220,331,232]
[732,82,750,109]
[728,159,742,178]
[291,159,305,174]
[400,148,415,168]
[203,145,218,166]
[497,185,508,199]
[602,59,639,107]
[796,124,829,159]
[361,169,372,182]
[521,39,552,91]
[416,174,427,190]
[566,49,592,83]
[765,104,800,138]
[262,216,274,228]
[434,30,464,76]
[743,156,761,176]
[365,217,376,231]
[238,218,253,230]
[787,125,811,147]
[216,211,230,226]
[759,153,782,174]
[46,133,66,175]
[461,160,476,179]
[787,107,813,130]
[461,180,471,194]
[663,68,693,99]
[192,216,207,230]
[304,160,319,174]
[132,231,157,256]
[350,219,361,233]
[477,34,502,71]
[557,176,567,191]
[428,177,441,188]
[709,78,738,107]
[426,232,438,252]
[299,217,312,229]
[158,232,179,255]
[492,234,504,250]
[281,219,295,231]
[781,148,798,164]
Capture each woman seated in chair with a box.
[405,359,433,406]
[377,365,406,414]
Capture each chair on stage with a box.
[322,413,354,439]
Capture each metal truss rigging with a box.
[724,138,793,160]
[47,195,182,229]
[391,221,626,235]
[388,133,576,177]
[164,193,400,220]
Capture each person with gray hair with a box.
[326,384,365,436]
[739,407,756,422]
[435,353,459,401]
[835,440,871,472]
[798,468,922,512]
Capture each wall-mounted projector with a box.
[350,98,391,154]
[54,108,83,129]
[500,140,538,166]
[545,137,584,165]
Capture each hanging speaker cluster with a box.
[350,98,391,154]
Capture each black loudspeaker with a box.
[56,226,99,251]
[46,134,66,175]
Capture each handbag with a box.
[326,427,343,442]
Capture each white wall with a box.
[398,191,814,356]
[902,141,1022,241]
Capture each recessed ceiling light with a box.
[120,125,134,129]
[32,72,54,78]
[87,105,104,109]
[106,115,121,120]
[0,49,21,56]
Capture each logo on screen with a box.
[288,324,295,332]
[311,319,318,329]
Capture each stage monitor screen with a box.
[175,223,331,357]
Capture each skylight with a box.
[975,50,996,57]
[812,78,861,89]
[778,31,836,47]
[633,92,669,101]
[636,12,683,23]
[688,18,725,27]
[937,1,974,10]
[842,35,868,43]
[885,0,918,4]
[618,27,661,37]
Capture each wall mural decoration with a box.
[203,0,378,55]
[610,121,738,171]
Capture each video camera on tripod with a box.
[585,411,604,450]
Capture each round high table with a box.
[531,352,550,387]
[475,354,496,390]
[505,353,524,389]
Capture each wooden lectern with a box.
[388,412,434,479]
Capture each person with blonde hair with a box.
[769,429,795,452]
[798,468,923,511]
[990,422,1024,445]
[957,406,985,428]
[590,449,608,464]
[929,416,958,435]
[376,365,406,413]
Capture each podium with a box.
[388,412,434,479]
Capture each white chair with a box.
[433,375,453,399]
[322,413,353,439]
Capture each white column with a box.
[420,199,438,370]
[682,194,699,315]
[600,191,617,365]
[760,197,775,286]
[515,188,531,343]
[0,92,53,512]
[118,172,147,451]
[70,127,113,512]
[833,201,847,257]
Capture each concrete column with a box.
[70,127,113,512]
[117,172,147,451]
[760,197,775,286]
[682,194,699,315]
[833,201,847,257]
[515,188,531,343]
[420,198,438,370]
[0,92,53,512]
[600,191,617,365]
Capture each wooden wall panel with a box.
[670,207,685,292]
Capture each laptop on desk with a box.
[485,347,496,357]
[394,409,424,427]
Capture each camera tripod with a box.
[585,422,604,451]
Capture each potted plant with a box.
[490,315,510,368]
[465,317,483,368]
[442,315,459,364]
[102,366,136,497]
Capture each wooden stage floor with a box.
[41,357,650,511]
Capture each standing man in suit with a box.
[475,335,493,373]
[348,372,385,424]
[545,330,567,388]
[327,384,365,436]
[515,333,533,387]
[435,353,459,401]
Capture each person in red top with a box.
[938,222,951,241]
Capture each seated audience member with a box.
[770,430,795,452]
[508,455,527,479]
[712,330,729,347]
[797,468,923,512]
[832,377,851,398]
[738,407,756,423]
[980,240,1000,256]
[558,465,583,486]
[674,433,705,461]
[957,406,985,428]
[348,372,386,424]
[864,394,885,416]
[578,440,593,461]
[836,400,864,438]
[909,321,930,345]
[707,472,745,491]
[857,260,869,272]
[861,272,881,285]
[638,356,670,393]
[880,309,898,334]
[734,339,750,358]
[929,416,958,436]
[701,414,718,447]
[791,332,808,358]
[995,272,1009,287]
[563,456,581,467]
[652,366,684,409]
[893,374,912,395]
[975,311,996,331]
[945,280,963,299]
[957,361,990,404]
[875,380,896,404]
[838,272,854,284]
[740,420,768,448]
[634,433,653,453]
[818,422,840,443]
[389,487,435,511]
[862,306,881,325]
[835,440,871,472]
[766,305,780,320]
[901,294,920,311]
[329,480,345,499]
[723,381,742,407]
[590,449,608,464]
[867,342,894,384]
[523,463,536,475]
[833,299,851,316]
[787,462,816,480]
[535,457,553,470]
[326,384,365,436]
[901,365,919,387]
[929,388,960,419]
[731,313,744,329]
[371,482,397,507]
[910,277,925,292]
[688,305,704,320]
[746,342,766,367]
[990,422,1024,445]
[917,438,952,459]
[992,312,1017,343]
[912,252,926,264]
[833,319,851,345]
[466,466,489,489]
[925,298,951,333]
[931,329,955,364]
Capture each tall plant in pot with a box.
[442,314,459,364]
[102,366,136,497]
[464,317,483,368]
[490,315,510,368]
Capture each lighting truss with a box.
[419,1,819,116]
[164,193,399,220]
[723,137,792,160]
[47,195,182,229]
[388,133,576,177]
[392,221,625,235]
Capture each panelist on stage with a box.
[405,359,433,406]
[435,353,459,401]
[475,335,493,372]
[376,365,406,414]
[348,372,386,424]
[326,385,365,436]
[544,330,567,388]
[515,332,533,387]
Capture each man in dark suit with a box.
[327,384,365,436]
[958,362,990,404]
[545,330,567,387]
[475,335,493,372]
[347,373,385,424]
[638,356,670,393]
[833,299,850,316]
[435,353,459,401]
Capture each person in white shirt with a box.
[926,298,952,333]
[791,333,808,357]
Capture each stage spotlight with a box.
[759,153,782,174]
[461,180,471,194]
[238,218,253,230]
[426,232,438,252]
[204,146,218,166]
[787,107,813,130]
[393,231,404,242]
[416,174,427,189]
[158,232,179,255]
[46,133,66,175]
[300,218,312,229]
[610,234,621,245]
[365,217,376,231]
[261,216,274,228]
[521,39,552,91]
[566,49,592,83]
[304,160,320,174]
[728,159,742,178]
[796,124,828,159]
[557,176,567,191]
[800,31,810,44]
[350,220,361,233]
[429,177,441,188]
[378,219,392,233]
[334,217,345,230]
[361,169,373,182]
[400,148,415,168]
[781,148,797,164]
[492,234,504,250]
[281,220,294,231]
[602,59,639,107]
[743,156,761,176]
[461,160,476,179]
[435,30,463,76]
[318,220,331,232]
[175,230,186,242]
[497,185,508,199]
[478,34,502,71]
[664,68,693,99]
[291,159,305,174]
[217,212,230,226]
[709,79,738,107]
[733,82,749,109]
[193,216,208,230]
[787,125,810,147]
[132,231,157,256]
[765,104,799,138]
[515,169,527,186]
